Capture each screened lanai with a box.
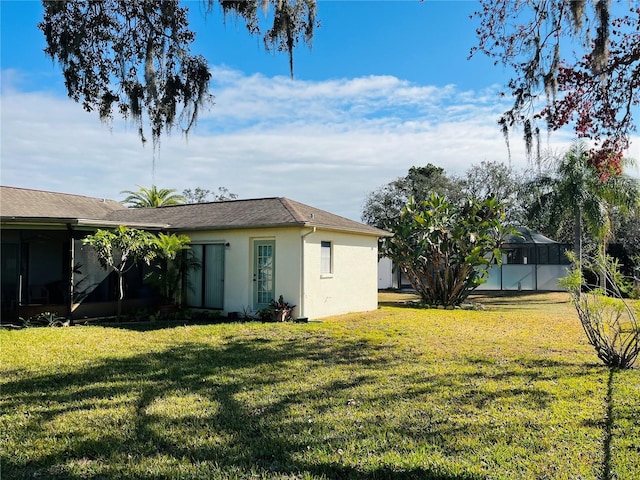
[480,227,572,291]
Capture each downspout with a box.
[300,227,316,318]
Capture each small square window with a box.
[321,241,332,274]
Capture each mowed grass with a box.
[1,292,639,479]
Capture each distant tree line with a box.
[362,146,640,275]
[120,185,238,208]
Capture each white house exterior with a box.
[301,229,380,318]
[113,197,388,319]
[1,187,389,321]
[176,226,380,319]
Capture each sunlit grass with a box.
[1,292,638,479]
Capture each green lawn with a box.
[1,292,639,479]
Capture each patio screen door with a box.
[253,240,275,310]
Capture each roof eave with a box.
[1,216,168,230]
[1,216,79,226]
[76,218,169,229]
[166,221,309,232]
[167,221,391,237]
[306,222,393,237]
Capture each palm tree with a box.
[527,142,639,267]
[120,185,186,208]
[599,171,640,247]
[149,233,199,307]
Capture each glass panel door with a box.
[253,240,275,310]
[186,245,203,307]
[203,244,225,309]
[186,244,224,309]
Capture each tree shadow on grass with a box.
[84,317,251,332]
[0,335,603,480]
[595,368,640,480]
[600,368,615,480]
[430,355,602,412]
[378,291,571,310]
[377,300,423,309]
[0,336,488,480]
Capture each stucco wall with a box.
[183,228,302,316]
[185,227,379,319]
[302,230,379,319]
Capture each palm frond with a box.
[120,185,186,208]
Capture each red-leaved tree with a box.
[471,0,639,176]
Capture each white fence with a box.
[378,258,569,292]
[479,264,569,291]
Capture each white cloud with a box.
[3,66,630,221]
[203,67,483,128]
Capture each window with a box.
[321,241,332,274]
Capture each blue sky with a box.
[2,1,635,220]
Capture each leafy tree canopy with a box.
[182,186,238,203]
[40,0,638,173]
[361,163,462,231]
[455,160,527,225]
[525,142,639,263]
[383,194,511,307]
[472,0,639,172]
[82,226,157,320]
[362,161,525,230]
[39,0,317,146]
[614,207,640,267]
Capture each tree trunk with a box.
[117,272,124,322]
[573,206,582,300]
[600,241,608,292]
[573,206,582,266]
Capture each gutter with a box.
[0,217,168,230]
[166,222,391,237]
[75,218,169,229]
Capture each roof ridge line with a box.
[154,196,284,209]
[278,198,308,223]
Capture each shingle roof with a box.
[1,186,390,237]
[107,197,390,236]
[0,186,127,221]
